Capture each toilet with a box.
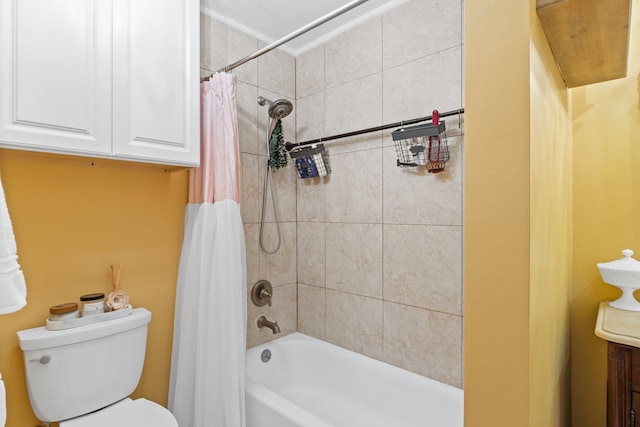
[17,307,177,426]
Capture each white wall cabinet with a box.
[0,0,199,167]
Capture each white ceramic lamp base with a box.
[609,286,640,311]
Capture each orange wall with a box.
[465,1,573,426]
[464,0,532,424]
[529,7,572,426]
[0,150,188,426]
[571,3,640,425]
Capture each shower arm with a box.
[201,0,370,79]
[285,108,465,151]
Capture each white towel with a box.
[0,174,26,314]
[0,371,6,427]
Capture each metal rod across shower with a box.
[201,0,370,80]
[285,108,466,151]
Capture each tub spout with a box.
[257,315,281,334]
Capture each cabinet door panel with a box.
[113,0,199,166]
[0,0,111,154]
[609,342,633,427]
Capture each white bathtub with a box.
[245,333,463,427]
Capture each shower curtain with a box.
[168,72,247,427]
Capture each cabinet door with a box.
[609,342,633,427]
[112,0,199,166]
[0,0,111,155]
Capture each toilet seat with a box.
[60,398,178,427]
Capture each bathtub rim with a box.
[246,332,463,397]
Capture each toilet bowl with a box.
[17,307,177,425]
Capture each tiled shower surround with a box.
[200,0,463,388]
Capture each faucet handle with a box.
[251,280,274,307]
[260,289,272,306]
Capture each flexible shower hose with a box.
[259,117,282,254]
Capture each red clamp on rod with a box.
[432,110,439,125]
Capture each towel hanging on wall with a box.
[0,174,26,314]
[0,371,6,427]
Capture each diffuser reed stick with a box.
[107,264,129,310]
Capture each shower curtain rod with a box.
[284,108,465,151]
[201,0,370,82]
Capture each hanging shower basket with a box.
[391,111,449,173]
[289,143,330,179]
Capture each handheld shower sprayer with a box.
[258,95,294,254]
[258,96,293,120]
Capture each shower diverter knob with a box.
[251,280,273,307]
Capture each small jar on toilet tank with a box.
[80,293,106,316]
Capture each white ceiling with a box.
[200,0,409,56]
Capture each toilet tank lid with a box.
[17,308,151,351]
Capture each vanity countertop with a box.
[595,301,640,348]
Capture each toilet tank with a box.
[17,308,152,423]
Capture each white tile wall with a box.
[257,41,296,99]
[326,223,383,298]
[382,46,463,124]
[383,224,463,315]
[200,15,258,85]
[295,0,464,388]
[324,149,383,223]
[382,0,463,69]
[325,17,383,88]
[383,301,462,387]
[325,290,384,360]
[298,284,326,339]
[296,45,325,98]
[202,0,464,388]
[325,73,383,136]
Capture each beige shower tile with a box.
[383,301,462,388]
[244,223,260,288]
[382,46,463,126]
[382,0,462,69]
[200,14,258,85]
[246,287,262,349]
[255,283,297,344]
[325,73,383,137]
[326,132,384,156]
[326,223,382,298]
[382,143,462,226]
[259,222,297,286]
[258,43,296,99]
[297,175,325,222]
[262,161,297,224]
[240,153,261,224]
[298,284,326,340]
[325,290,383,360]
[236,81,259,155]
[297,222,325,287]
[297,45,325,99]
[325,149,383,223]
[296,92,325,143]
[325,17,382,88]
[383,224,462,315]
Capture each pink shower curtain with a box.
[169,73,247,427]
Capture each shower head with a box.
[258,96,293,120]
